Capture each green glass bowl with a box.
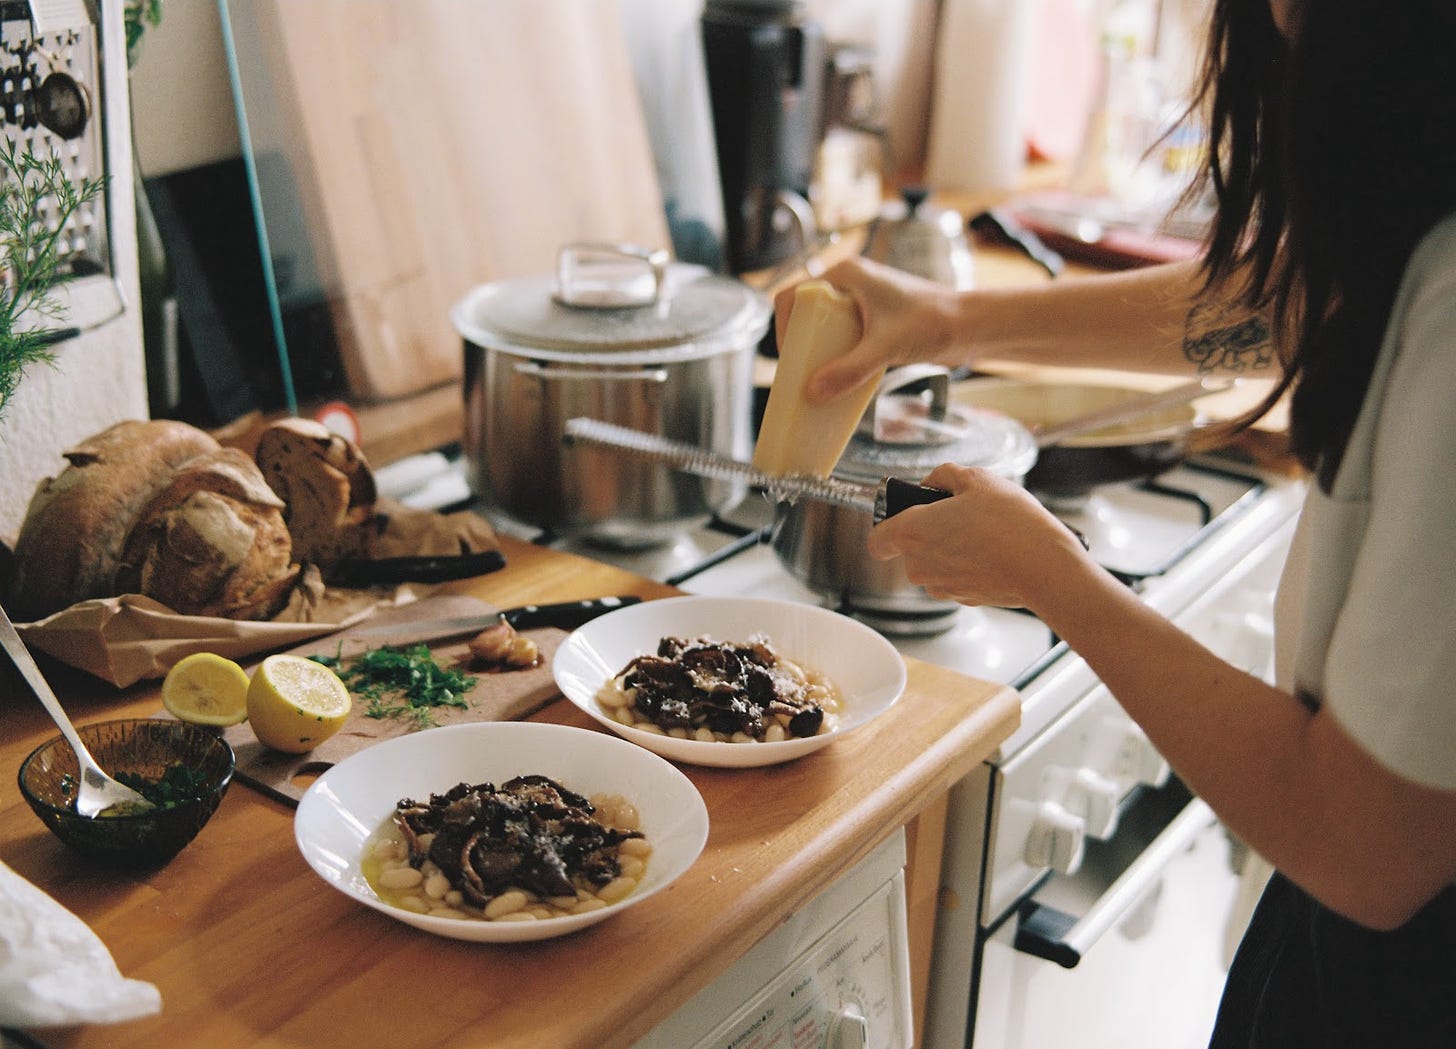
[18,718,235,867]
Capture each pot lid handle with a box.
[553,242,670,309]
[861,365,963,444]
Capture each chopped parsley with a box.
[311,644,476,729]
[114,764,211,811]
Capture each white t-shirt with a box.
[1274,212,1456,791]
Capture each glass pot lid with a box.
[836,366,1039,481]
[452,243,771,362]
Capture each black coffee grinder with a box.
[701,0,827,274]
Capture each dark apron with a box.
[1209,872,1456,1048]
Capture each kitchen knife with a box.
[345,595,644,642]
[328,550,507,587]
[969,208,1065,278]
[563,417,949,520]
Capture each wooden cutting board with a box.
[225,595,568,804]
[243,0,671,401]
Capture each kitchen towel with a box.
[0,861,161,1027]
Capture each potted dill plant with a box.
[0,138,104,423]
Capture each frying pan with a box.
[950,377,1229,498]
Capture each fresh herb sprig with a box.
[0,138,106,421]
[312,645,476,729]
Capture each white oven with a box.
[922,465,1302,1049]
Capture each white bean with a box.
[484,889,529,919]
[619,837,652,858]
[378,866,424,890]
[423,873,451,900]
[596,876,637,904]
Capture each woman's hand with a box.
[773,255,969,403]
[865,463,1097,612]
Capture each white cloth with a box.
[1277,211,1456,791]
[0,860,161,1028]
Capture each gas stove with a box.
[385,449,1302,701]
[480,455,1300,692]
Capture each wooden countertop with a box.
[0,537,1018,1049]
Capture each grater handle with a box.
[877,477,952,520]
[877,476,1091,550]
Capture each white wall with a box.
[0,0,148,544]
[128,0,240,177]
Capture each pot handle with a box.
[860,364,951,439]
[512,360,670,384]
[553,243,670,309]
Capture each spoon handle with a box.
[1031,378,1235,447]
[0,604,99,766]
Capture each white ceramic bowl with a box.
[294,722,709,943]
[552,595,908,768]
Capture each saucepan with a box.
[950,376,1232,502]
[452,243,772,549]
[770,367,1039,635]
[770,368,1229,635]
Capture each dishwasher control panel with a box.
[637,831,913,1049]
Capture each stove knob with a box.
[1025,801,1085,874]
[1067,767,1121,839]
[1093,719,1171,787]
[825,1001,869,1049]
[1122,727,1171,787]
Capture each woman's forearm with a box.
[1033,561,1456,931]
[964,258,1276,376]
[806,255,1277,410]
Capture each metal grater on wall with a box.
[2,0,122,334]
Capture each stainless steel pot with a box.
[772,366,1038,634]
[453,244,772,548]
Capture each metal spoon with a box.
[1028,377,1236,447]
[0,605,153,818]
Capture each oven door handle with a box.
[1013,798,1217,969]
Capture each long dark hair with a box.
[1194,1,1456,480]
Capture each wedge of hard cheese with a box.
[753,280,885,478]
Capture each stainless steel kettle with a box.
[863,186,975,289]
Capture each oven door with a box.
[973,779,1253,1049]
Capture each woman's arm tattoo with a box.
[1182,302,1274,373]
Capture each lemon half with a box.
[246,654,352,754]
[162,652,250,726]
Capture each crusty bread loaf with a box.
[115,448,299,620]
[254,418,377,572]
[7,420,223,619]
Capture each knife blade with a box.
[562,417,950,520]
[345,595,643,642]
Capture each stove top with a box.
[405,453,1304,696]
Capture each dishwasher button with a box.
[825,1001,870,1049]
[1025,801,1086,874]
